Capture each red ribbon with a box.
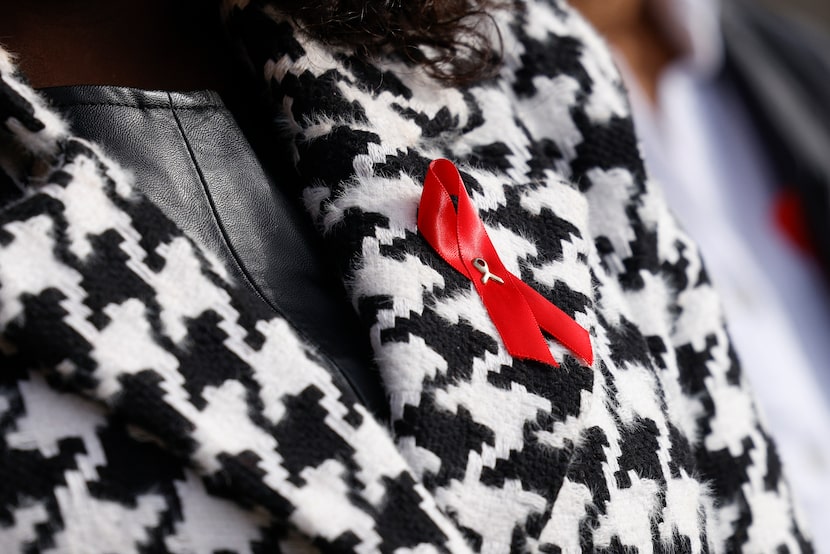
[417,159,593,367]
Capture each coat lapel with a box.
[227,4,603,551]
[0,46,472,553]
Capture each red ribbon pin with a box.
[417,159,593,367]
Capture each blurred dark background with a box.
[764,0,830,26]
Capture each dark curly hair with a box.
[270,0,510,84]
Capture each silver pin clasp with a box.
[472,258,504,285]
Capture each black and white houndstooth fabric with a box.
[0,0,814,551]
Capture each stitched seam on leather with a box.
[166,93,277,313]
[49,102,223,110]
[166,93,376,412]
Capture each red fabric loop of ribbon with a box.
[417,158,593,367]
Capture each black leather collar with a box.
[40,85,388,420]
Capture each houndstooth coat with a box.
[0,0,814,551]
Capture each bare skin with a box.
[569,0,679,104]
[0,0,227,91]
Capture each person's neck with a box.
[0,0,228,92]
[570,0,678,105]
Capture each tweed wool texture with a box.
[0,0,814,552]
